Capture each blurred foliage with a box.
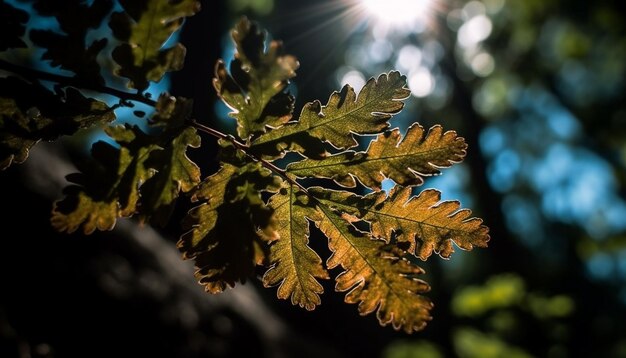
[383,340,444,358]
[452,273,574,319]
[453,327,532,358]
[452,274,525,317]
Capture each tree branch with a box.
[189,119,310,194]
[0,59,310,194]
[0,59,157,107]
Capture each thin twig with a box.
[0,59,310,195]
[0,59,157,107]
[189,119,310,194]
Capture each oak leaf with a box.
[250,71,409,159]
[261,183,329,310]
[214,17,298,139]
[312,186,490,260]
[288,123,467,190]
[314,204,433,333]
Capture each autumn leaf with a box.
[312,186,490,260]
[214,17,298,139]
[261,183,329,310]
[288,123,467,190]
[179,146,281,293]
[313,203,433,333]
[250,71,409,158]
[109,0,200,90]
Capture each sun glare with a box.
[361,0,432,27]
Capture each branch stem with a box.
[0,59,309,194]
[189,120,309,194]
[0,59,157,107]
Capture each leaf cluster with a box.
[0,0,200,170]
[0,3,489,332]
[182,18,490,332]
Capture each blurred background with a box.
[1,0,626,357]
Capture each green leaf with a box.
[51,190,120,234]
[179,146,281,293]
[51,125,160,233]
[312,186,490,260]
[261,183,329,310]
[214,17,298,139]
[110,0,200,90]
[150,93,194,129]
[314,203,433,333]
[140,127,201,225]
[287,123,467,190]
[0,77,116,170]
[251,71,410,158]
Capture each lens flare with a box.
[361,0,432,27]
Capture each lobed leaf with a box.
[214,17,298,140]
[261,183,329,310]
[51,125,160,233]
[287,123,467,190]
[150,93,194,129]
[251,71,410,158]
[140,127,201,225]
[0,77,116,170]
[30,0,113,84]
[179,146,281,293]
[110,0,200,90]
[314,204,433,333]
[312,186,490,260]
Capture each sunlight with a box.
[361,0,432,28]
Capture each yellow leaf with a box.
[312,186,490,260]
[261,183,329,310]
[288,123,467,190]
[251,71,409,158]
[314,204,433,333]
[51,191,118,234]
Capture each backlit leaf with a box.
[312,186,490,260]
[251,71,409,158]
[261,183,329,310]
[214,17,298,139]
[110,0,200,90]
[30,0,113,84]
[0,77,116,170]
[179,146,281,293]
[51,125,159,233]
[288,124,467,190]
[313,203,433,333]
[150,93,194,129]
[140,127,201,225]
